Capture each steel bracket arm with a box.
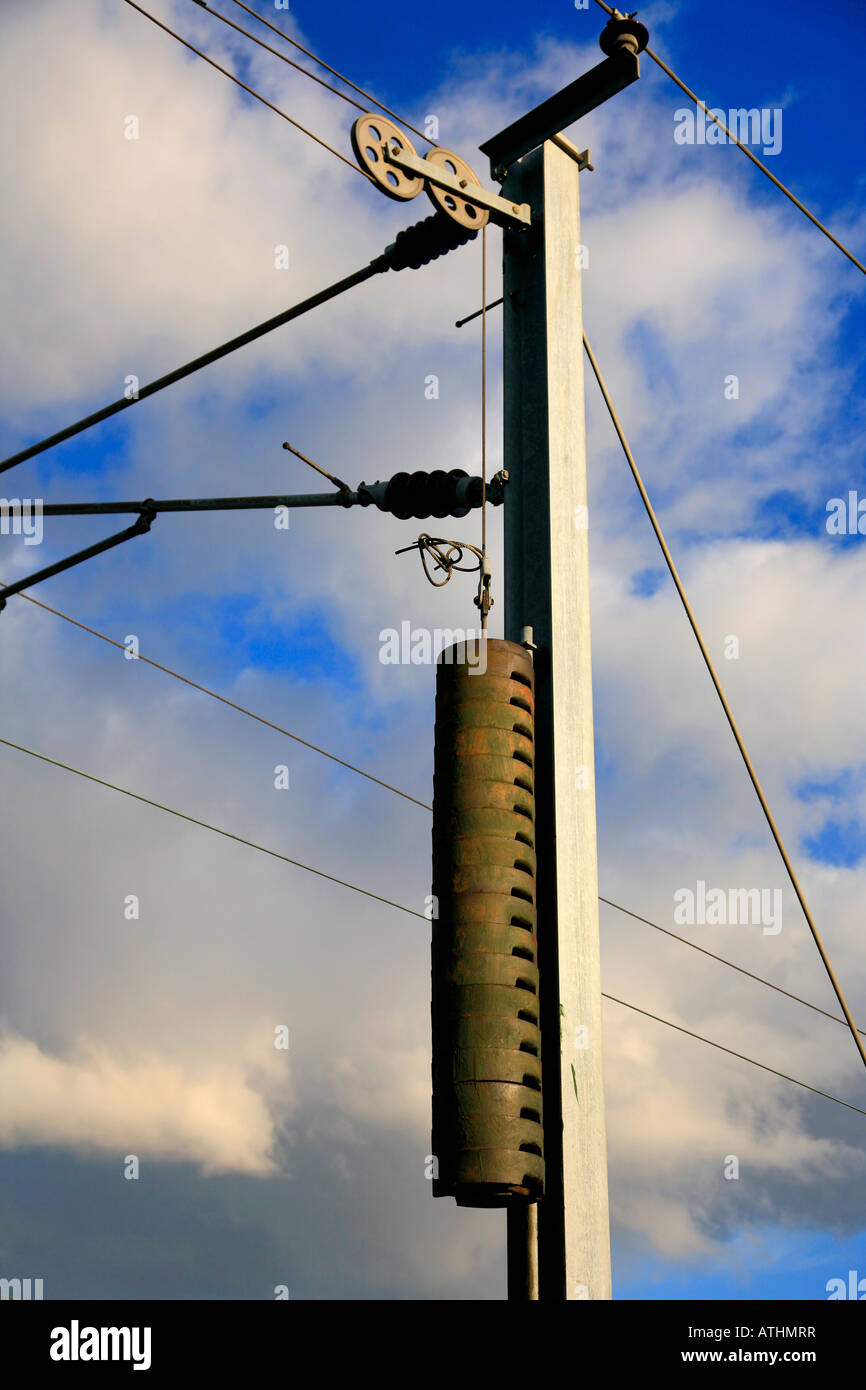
[479,49,640,179]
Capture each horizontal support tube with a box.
[38,476,507,518]
[39,493,355,516]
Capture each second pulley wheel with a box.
[424,148,490,230]
[350,114,424,201]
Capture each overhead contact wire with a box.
[0,735,426,920]
[2,728,859,1111]
[225,0,438,146]
[14,587,863,1044]
[603,994,866,1118]
[600,897,866,1036]
[9,587,432,812]
[124,0,372,180]
[191,0,368,114]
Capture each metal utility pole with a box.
[482,13,650,1301]
[503,136,609,1303]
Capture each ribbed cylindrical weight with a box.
[431,638,543,1206]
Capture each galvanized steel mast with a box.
[482,12,650,1300]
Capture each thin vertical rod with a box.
[482,224,488,556]
[507,1205,539,1300]
[481,224,489,631]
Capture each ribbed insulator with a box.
[384,212,478,272]
[431,638,543,1207]
[383,468,470,520]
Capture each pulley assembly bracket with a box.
[383,145,531,228]
[350,112,530,230]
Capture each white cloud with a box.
[1,0,865,1292]
[0,1032,282,1175]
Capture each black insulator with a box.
[383,468,468,520]
[407,470,434,520]
[428,469,460,520]
[383,470,410,518]
[384,212,478,273]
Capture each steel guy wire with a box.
[583,329,866,1078]
[591,0,866,276]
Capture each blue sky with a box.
[1,0,865,1302]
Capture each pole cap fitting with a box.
[599,15,649,57]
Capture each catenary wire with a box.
[0,730,859,1111]
[603,993,866,1118]
[583,329,866,1077]
[13,585,864,1044]
[591,0,865,276]
[7,587,431,812]
[189,0,368,114]
[124,0,372,180]
[224,0,438,146]
[2,716,859,1114]
[600,896,866,1036]
[0,735,426,920]
[14,0,860,1131]
[3,1,444,478]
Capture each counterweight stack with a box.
[431,638,544,1206]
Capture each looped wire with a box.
[394,534,484,588]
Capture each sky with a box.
[0,0,865,1301]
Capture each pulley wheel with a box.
[424,148,490,230]
[350,114,424,201]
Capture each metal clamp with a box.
[551,134,594,172]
